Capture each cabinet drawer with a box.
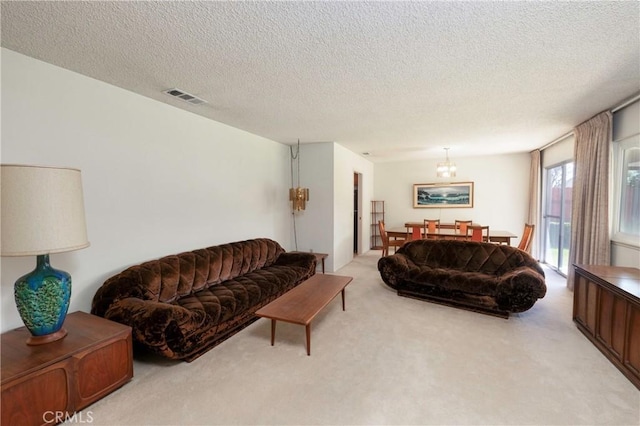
[1,360,72,426]
[625,304,640,377]
[75,334,133,408]
[596,290,627,359]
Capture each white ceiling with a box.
[2,1,639,162]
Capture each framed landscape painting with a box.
[413,182,474,208]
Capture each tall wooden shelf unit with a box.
[370,200,385,249]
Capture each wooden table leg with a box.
[341,289,346,311]
[270,319,276,346]
[306,324,311,356]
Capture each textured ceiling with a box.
[2,1,639,162]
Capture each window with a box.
[613,135,640,245]
[543,161,573,275]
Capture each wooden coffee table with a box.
[255,274,353,355]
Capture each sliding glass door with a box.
[543,162,573,275]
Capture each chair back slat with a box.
[411,227,422,240]
[455,220,472,235]
[518,224,535,252]
[423,219,440,238]
[378,220,388,256]
[379,220,407,256]
[468,225,489,242]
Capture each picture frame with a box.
[413,182,474,208]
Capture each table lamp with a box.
[1,164,90,345]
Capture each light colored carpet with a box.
[81,250,639,425]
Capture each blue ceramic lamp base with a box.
[14,254,71,345]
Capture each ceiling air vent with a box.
[163,88,207,105]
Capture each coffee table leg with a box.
[306,324,311,356]
[341,289,346,311]
[271,319,276,346]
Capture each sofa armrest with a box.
[377,254,418,290]
[274,252,317,270]
[91,275,148,318]
[104,297,205,355]
[496,267,547,313]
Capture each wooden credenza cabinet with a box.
[1,311,133,425]
[573,264,640,389]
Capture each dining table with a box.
[389,227,518,245]
[403,221,477,240]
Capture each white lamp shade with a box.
[1,164,90,256]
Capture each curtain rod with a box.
[611,93,640,113]
[538,131,574,152]
[536,92,640,152]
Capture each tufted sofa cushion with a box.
[399,237,540,275]
[378,239,546,316]
[91,238,316,361]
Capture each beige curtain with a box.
[527,150,541,258]
[567,111,612,290]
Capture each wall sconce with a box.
[289,139,309,211]
[437,148,457,178]
[289,187,309,211]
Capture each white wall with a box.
[291,142,334,258]
[1,49,293,332]
[374,153,531,245]
[333,143,374,270]
[293,142,374,272]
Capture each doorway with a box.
[542,161,574,275]
[354,172,362,255]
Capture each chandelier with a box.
[289,140,309,211]
[436,148,457,178]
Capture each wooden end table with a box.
[255,274,353,355]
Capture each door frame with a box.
[353,172,363,255]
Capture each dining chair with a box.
[423,219,441,239]
[455,220,473,236]
[517,223,535,252]
[379,221,407,257]
[468,225,490,242]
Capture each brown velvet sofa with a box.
[91,238,316,361]
[378,239,546,318]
